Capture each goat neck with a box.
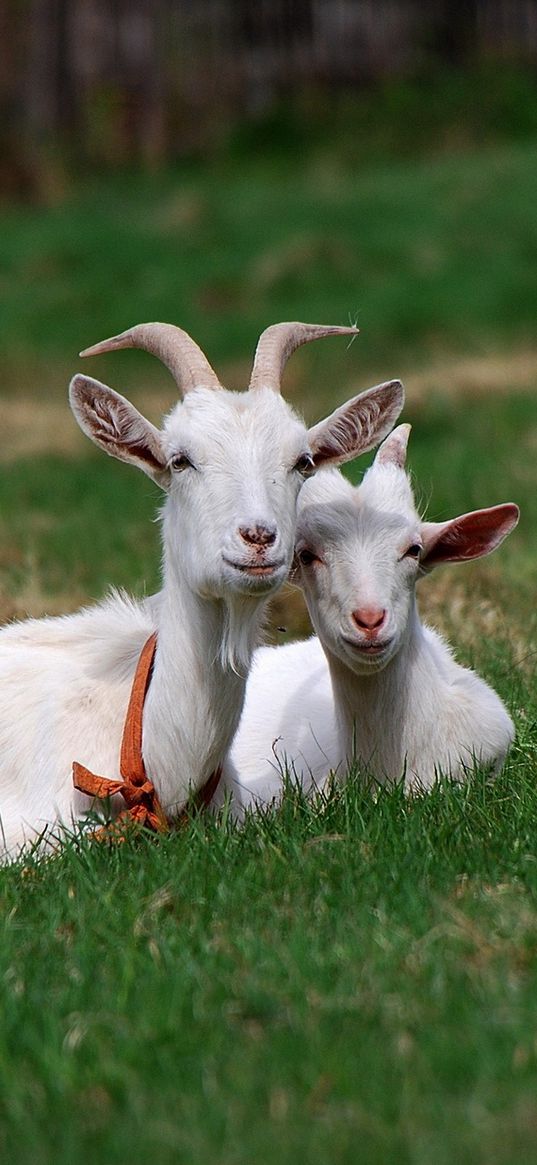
[322,599,430,780]
[141,537,264,814]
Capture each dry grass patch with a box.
[0,553,84,623]
[290,344,537,423]
[401,346,537,405]
[0,389,174,463]
[2,344,536,463]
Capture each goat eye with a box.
[294,453,315,477]
[169,453,193,472]
[405,543,422,559]
[297,548,318,567]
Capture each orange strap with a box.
[72,632,221,839]
[120,632,159,786]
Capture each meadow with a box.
[0,117,537,1163]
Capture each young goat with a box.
[0,320,404,856]
[217,425,518,814]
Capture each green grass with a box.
[0,387,535,1164]
[3,769,537,1165]
[1,118,537,1161]
[1,135,537,391]
[0,454,160,603]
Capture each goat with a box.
[217,424,519,814]
[0,320,404,856]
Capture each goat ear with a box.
[420,504,519,571]
[307,379,404,468]
[374,423,411,469]
[69,375,170,489]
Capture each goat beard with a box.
[219,595,269,675]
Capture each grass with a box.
[1,134,537,398]
[0,106,537,1161]
[3,770,537,1165]
[0,390,535,1165]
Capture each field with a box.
[0,122,537,1163]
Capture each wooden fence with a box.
[1,0,537,189]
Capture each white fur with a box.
[217,437,517,817]
[0,361,404,857]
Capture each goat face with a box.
[296,472,422,674]
[70,369,405,602]
[161,387,311,597]
[295,428,519,677]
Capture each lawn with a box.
[0,124,536,1163]
[1,133,537,395]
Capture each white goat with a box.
[0,320,404,856]
[217,424,519,814]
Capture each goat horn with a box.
[80,322,222,395]
[248,322,359,393]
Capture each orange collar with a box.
[73,633,221,839]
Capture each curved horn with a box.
[248,322,359,393]
[80,322,222,395]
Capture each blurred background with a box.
[0,0,536,649]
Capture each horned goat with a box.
[0,320,404,856]
[217,424,519,814]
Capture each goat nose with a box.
[352,606,387,633]
[238,523,277,547]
